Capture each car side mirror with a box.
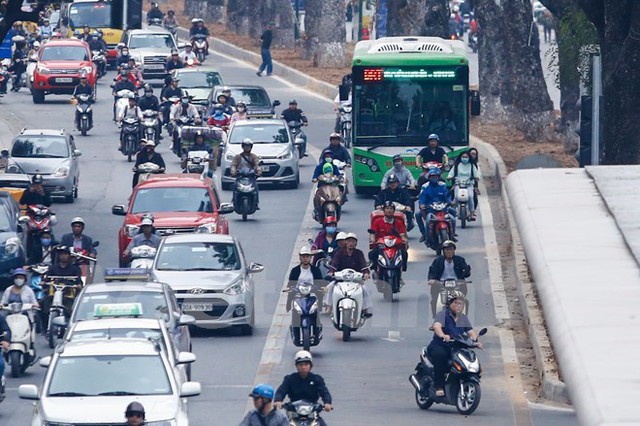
[478,327,488,336]
[178,314,196,326]
[248,262,264,274]
[218,202,234,214]
[73,149,82,157]
[339,83,350,101]
[112,204,126,215]
[18,384,40,400]
[39,356,52,368]
[272,100,281,107]
[470,90,481,116]
[176,352,197,365]
[180,381,201,397]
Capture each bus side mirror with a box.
[470,90,481,116]
[339,84,350,101]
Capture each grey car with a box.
[5,129,81,202]
[173,68,224,117]
[119,28,178,80]
[152,233,264,335]
[221,119,301,190]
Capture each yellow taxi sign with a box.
[93,303,143,318]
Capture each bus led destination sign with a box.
[362,67,457,81]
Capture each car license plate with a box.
[181,303,213,312]
[260,165,270,172]
[56,77,73,83]
[146,64,164,70]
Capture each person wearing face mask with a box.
[381,154,416,190]
[374,174,414,231]
[417,169,457,244]
[467,147,480,209]
[312,150,340,182]
[207,105,231,131]
[138,84,162,143]
[132,140,165,187]
[312,217,339,265]
[35,228,56,264]
[170,94,201,153]
[230,101,248,125]
[1,269,38,311]
[447,150,481,220]
[116,47,131,67]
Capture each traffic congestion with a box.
[0,3,577,426]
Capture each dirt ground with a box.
[163,2,578,172]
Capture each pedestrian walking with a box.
[256,23,273,77]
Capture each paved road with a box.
[0,49,574,425]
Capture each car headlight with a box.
[4,237,21,256]
[125,224,139,238]
[223,278,246,295]
[38,65,50,74]
[81,66,93,74]
[196,223,217,233]
[226,152,235,160]
[276,150,292,160]
[54,165,70,177]
[6,164,19,173]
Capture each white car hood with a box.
[226,143,291,159]
[154,270,243,290]
[41,395,179,423]
[132,47,171,58]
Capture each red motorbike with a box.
[426,201,453,255]
[369,211,406,302]
[20,204,57,263]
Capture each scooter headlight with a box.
[459,355,480,373]
[237,183,253,193]
[384,237,396,247]
[298,283,312,295]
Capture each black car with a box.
[0,191,26,287]
[208,85,280,119]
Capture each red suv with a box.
[31,39,97,104]
[112,174,233,266]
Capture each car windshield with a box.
[178,72,222,88]
[0,205,13,232]
[130,34,175,49]
[131,187,214,214]
[71,291,170,323]
[219,88,270,107]
[68,2,111,28]
[229,124,289,144]
[47,355,171,396]
[11,136,69,158]
[69,328,162,342]
[156,241,241,271]
[40,46,89,61]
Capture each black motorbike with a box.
[287,120,307,158]
[233,169,258,221]
[409,328,487,415]
[141,109,161,143]
[121,117,140,162]
[75,94,93,136]
[283,401,324,426]
[285,281,322,352]
[92,50,107,78]
[172,115,194,155]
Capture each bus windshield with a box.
[69,2,112,28]
[354,76,468,147]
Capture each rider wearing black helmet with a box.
[125,401,145,426]
[138,84,162,142]
[427,240,471,314]
[147,2,164,22]
[280,99,308,157]
[230,139,262,208]
[20,174,52,206]
[165,49,184,72]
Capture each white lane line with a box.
[244,144,322,413]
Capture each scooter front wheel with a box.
[302,326,311,351]
[415,389,433,410]
[456,381,481,415]
[341,324,351,342]
[10,351,22,378]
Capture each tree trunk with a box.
[314,0,346,67]
[226,0,252,36]
[384,0,427,36]
[184,0,225,24]
[579,0,640,164]
[422,0,449,38]
[303,0,322,60]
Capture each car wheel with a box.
[288,174,299,189]
[32,89,45,104]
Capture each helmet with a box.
[324,216,337,225]
[383,200,396,210]
[387,174,399,183]
[294,350,312,365]
[447,291,465,306]
[288,99,297,105]
[236,101,246,108]
[428,168,441,177]
[427,133,440,142]
[392,154,403,163]
[12,268,27,277]
[329,132,341,140]
[191,18,199,24]
[322,163,334,175]
[442,240,456,250]
[241,138,253,147]
[217,93,227,100]
[56,245,71,253]
[249,384,274,400]
[125,401,145,419]
[140,217,154,226]
[171,76,180,82]
[298,246,313,256]
[92,31,100,37]
[145,140,156,147]
[195,129,204,138]
[32,174,44,184]
[71,217,85,226]
[171,49,179,55]
[322,149,333,158]
[336,231,348,241]
[346,232,358,241]
[222,86,231,93]
[33,41,40,48]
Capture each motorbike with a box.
[114,88,137,123]
[26,54,37,90]
[0,66,9,96]
[283,401,324,426]
[338,102,352,148]
[191,34,208,63]
[308,239,334,280]
[409,328,488,415]
[172,115,194,155]
[70,244,99,286]
[20,205,57,264]
[183,150,210,174]
[92,50,107,78]
[11,58,27,91]
[141,109,161,143]
[148,17,163,27]
[28,263,50,332]
[121,117,140,162]
[312,173,344,224]
[129,244,157,269]
[2,303,38,378]
[455,178,472,229]
[233,169,258,221]
[165,24,178,41]
[425,201,453,255]
[43,276,81,349]
[430,279,470,318]
[161,95,180,132]
[287,120,307,158]
[368,219,405,302]
[468,31,478,53]
[284,281,322,352]
[134,162,164,187]
[74,93,93,136]
[330,268,370,341]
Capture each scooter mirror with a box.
[367,228,375,234]
[478,327,488,336]
[92,241,100,247]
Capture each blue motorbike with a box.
[285,281,323,351]
[28,263,50,333]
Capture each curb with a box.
[473,136,570,404]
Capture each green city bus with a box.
[343,36,480,194]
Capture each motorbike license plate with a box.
[180,303,212,312]
[55,77,73,83]
[260,165,270,172]
[146,64,164,70]
[444,280,457,288]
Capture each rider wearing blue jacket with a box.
[312,150,341,181]
[417,169,456,243]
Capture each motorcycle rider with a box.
[1,268,38,310]
[448,150,480,221]
[416,133,448,170]
[88,31,108,76]
[20,174,52,206]
[230,139,262,208]
[71,75,94,129]
[0,313,11,378]
[132,139,165,187]
[328,233,372,317]
[241,384,289,426]
[381,154,416,190]
[312,217,339,265]
[138,84,162,143]
[189,18,210,54]
[417,168,457,244]
[123,216,161,259]
[287,246,324,311]
[179,44,198,64]
[112,67,137,120]
[312,150,341,182]
[147,2,164,22]
[124,401,146,426]
[161,76,183,125]
[427,240,471,313]
[38,18,53,39]
[181,130,215,171]
[323,133,351,166]
[116,46,131,67]
[118,96,144,151]
[8,36,27,92]
[281,100,308,157]
[48,246,82,285]
[221,86,236,107]
[274,351,332,426]
[207,105,231,130]
[375,174,414,230]
[428,293,482,397]
[80,25,91,43]
[35,228,56,264]
[170,94,201,152]
[164,9,178,27]
[212,93,234,116]
[230,101,249,125]
[369,200,409,271]
[126,57,144,85]
[165,49,184,72]
[60,217,96,256]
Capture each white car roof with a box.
[70,318,162,331]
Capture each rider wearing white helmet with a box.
[60,217,97,256]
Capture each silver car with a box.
[6,128,81,202]
[120,28,178,80]
[221,119,300,190]
[152,233,264,335]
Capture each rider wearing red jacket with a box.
[368,201,408,271]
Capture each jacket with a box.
[20,189,52,207]
[323,144,351,164]
[1,286,37,305]
[138,95,160,111]
[274,372,332,404]
[418,181,451,210]
[329,248,369,274]
[312,163,340,180]
[381,166,416,189]
[374,187,412,209]
[239,408,289,426]
[281,108,308,124]
[288,265,323,282]
[0,315,11,343]
[230,152,261,176]
[427,255,471,280]
[60,233,95,254]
